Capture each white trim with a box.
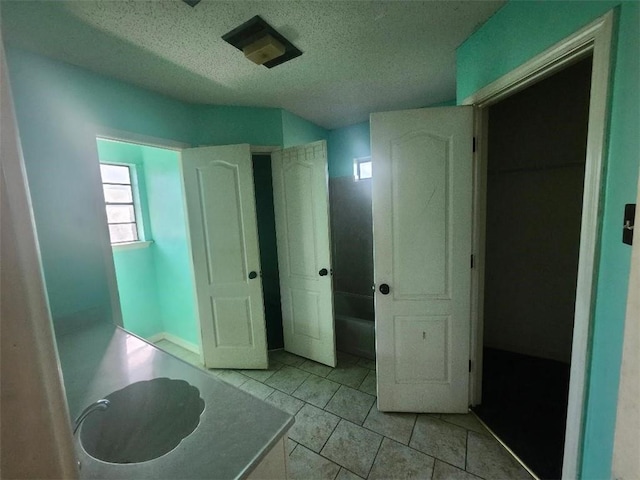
[112,240,153,251]
[147,332,201,355]
[469,107,488,406]
[96,129,190,151]
[464,10,614,480]
[164,332,200,355]
[146,333,165,344]
[462,12,610,108]
[251,145,281,154]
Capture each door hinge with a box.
[473,137,477,153]
[469,360,472,372]
[471,254,475,269]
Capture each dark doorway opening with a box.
[474,55,593,479]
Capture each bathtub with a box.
[333,292,375,360]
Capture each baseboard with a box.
[146,333,165,344]
[146,332,200,355]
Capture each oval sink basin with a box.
[80,378,205,464]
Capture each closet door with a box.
[181,144,268,369]
[371,107,473,412]
[272,141,337,367]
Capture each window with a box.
[100,163,139,244]
[353,156,372,181]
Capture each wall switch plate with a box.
[623,203,635,245]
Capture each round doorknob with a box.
[319,268,329,276]
[248,271,258,279]
[379,283,390,295]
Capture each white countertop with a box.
[56,322,293,479]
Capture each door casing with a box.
[463,11,614,480]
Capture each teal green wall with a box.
[327,121,371,178]
[193,105,283,146]
[457,2,640,478]
[111,248,162,338]
[142,146,199,346]
[95,139,199,346]
[97,139,162,339]
[5,47,326,339]
[281,110,328,148]
[5,48,196,326]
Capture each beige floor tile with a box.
[432,460,483,479]
[466,431,534,480]
[299,359,334,377]
[265,390,305,416]
[327,364,369,389]
[439,413,489,435]
[325,385,375,424]
[288,445,341,480]
[409,415,467,469]
[269,349,306,367]
[289,404,340,453]
[238,378,275,400]
[265,365,310,394]
[357,357,376,370]
[321,420,383,478]
[287,438,298,455]
[337,351,361,366]
[336,468,364,480]
[358,370,377,396]
[211,369,248,387]
[240,361,284,383]
[368,437,435,480]
[292,374,341,408]
[363,405,417,444]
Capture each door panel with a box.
[182,144,268,369]
[372,107,473,412]
[272,141,336,367]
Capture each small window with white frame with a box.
[100,163,140,244]
[353,156,372,181]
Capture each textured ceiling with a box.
[1,1,504,129]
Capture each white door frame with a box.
[93,130,191,331]
[462,10,614,480]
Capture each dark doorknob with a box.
[248,271,258,279]
[319,268,328,276]
[379,283,390,295]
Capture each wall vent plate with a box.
[222,15,302,68]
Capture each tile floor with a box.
[155,340,535,480]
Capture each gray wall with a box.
[483,57,592,363]
[329,176,374,309]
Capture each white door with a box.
[181,144,268,369]
[371,107,473,412]
[272,141,337,367]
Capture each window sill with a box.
[112,240,153,251]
